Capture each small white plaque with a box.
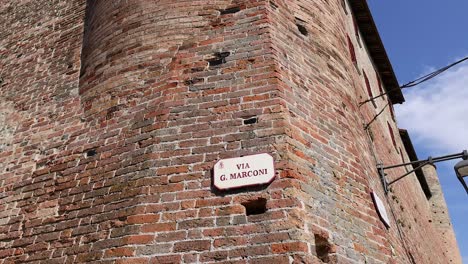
[371,191,391,228]
[213,153,275,190]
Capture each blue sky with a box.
[368,0,468,261]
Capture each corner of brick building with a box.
[0,0,462,263]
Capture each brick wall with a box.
[423,165,462,263]
[0,0,87,262]
[0,0,461,263]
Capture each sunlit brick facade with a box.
[0,0,461,263]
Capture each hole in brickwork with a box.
[37,161,47,168]
[270,1,278,9]
[184,78,204,86]
[243,117,258,125]
[209,59,224,66]
[295,17,308,36]
[218,52,231,59]
[208,52,231,67]
[314,233,332,263]
[242,198,267,216]
[106,105,121,120]
[86,149,97,157]
[297,24,308,36]
[190,67,205,73]
[220,6,241,15]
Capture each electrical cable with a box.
[359,56,468,106]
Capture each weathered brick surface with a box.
[423,165,462,264]
[0,0,460,263]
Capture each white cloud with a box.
[395,63,468,155]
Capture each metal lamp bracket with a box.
[378,150,467,194]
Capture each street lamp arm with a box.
[378,150,468,194]
[387,160,430,186]
[381,150,467,171]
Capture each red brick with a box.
[115,258,149,264]
[174,240,211,252]
[150,255,182,264]
[104,247,135,257]
[127,214,159,224]
[271,242,309,254]
[124,235,154,245]
[250,256,290,264]
[141,222,176,233]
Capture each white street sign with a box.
[371,191,391,228]
[213,153,275,190]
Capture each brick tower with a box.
[0,0,461,263]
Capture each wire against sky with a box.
[360,56,468,106]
